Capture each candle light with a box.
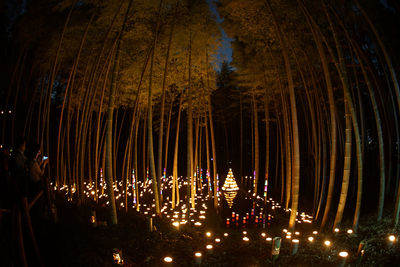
[113,249,123,265]
[271,237,282,262]
[338,251,348,267]
[347,229,353,234]
[163,256,173,263]
[261,232,266,238]
[291,239,299,255]
[388,235,396,242]
[206,232,212,237]
[194,252,202,265]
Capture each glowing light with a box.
[307,236,314,242]
[347,229,353,234]
[312,231,318,235]
[113,250,123,265]
[389,235,396,242]
[243,236,249,242]
[261,233,266,237]
[334,228,340,233]
[266,237,272,242]
[206,232,212,237]
[195,252,202,257]
[215,238,221,243]
[164,256,173,263]
[172,222,180,227]
[324,240,331,247]
[223,233,228,237]
[206,244,213,250]
[292,239,299,243]
[339,251,348,258]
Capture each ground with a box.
[10,194,396,267]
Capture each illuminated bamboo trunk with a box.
[157,0,178,187]
[205,110,211,198]
[56,13,93,188]
[252,89,259,196]
[334,100,352,229]
[172,94,183,208]
[187,32,195,209]
[263,94,270,202]
[352,41,385,221]
[164,99,173,178]
[323,5,363,231]
[267,0,301,229]
[147,40,160,214]
[301,7,336,230]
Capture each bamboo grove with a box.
[1,0,400,233]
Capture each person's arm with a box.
[39,158,48,170]
[31,161,43,182]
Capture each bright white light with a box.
[206,244,213,250]
[389,235,396,242]
[164,256,173,263]
[347,229,353,234]
[324,240,331,247]
[339,251,348,258]
[195,252,202,257]
[243,236,249,242]
[292,239,299,243]
[307,236,314,242]
[266,237,272,241]
[206,232,211,237]
[334,228,340,233]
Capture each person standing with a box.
[9,136,28,199]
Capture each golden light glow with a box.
[339,251,348,258]
[206,244,213,250]
[195,252,202,257]
[307,236,314,242]
[389,235,396,242]
[163,256,173,263]
[324,240,331,247]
